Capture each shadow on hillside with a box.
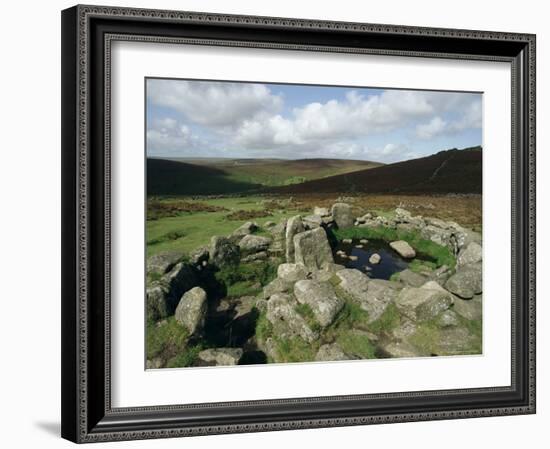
[147,159,262,196]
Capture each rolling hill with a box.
[270,146,482,195]
[147,157,381,195]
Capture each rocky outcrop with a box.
[457,241,482,267]
[293,227,334,270]
[277,263,308,283]
[315,343,351,361]
[175,287,207,335]
[445,263,482,299]
[294,280,344,327]
[331,203,354,229]
[266,293,319,342]
[395,286,454,322]
[232,221,258,238]
[197,348,243,366]
[238,234,272,256]
[285,215,305,262]
[210,236,240,267]
[147,251,183,276]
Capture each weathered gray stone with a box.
[277,263,308,283]
[369,253,381,264]
[262,278,292,299]
[146,283,170,321]
[336,269,369,303]
[303,214,323,229]
[241,251,268,262]
[453,294,483,321]
[445,263,482,299]
[189,246,209,266]
[210,236,240,267]
[197,348,243,366]
[147,251,184,276]
[391,319,418,340]
[232,221,258,238]
[380,341,429,358]
[313,206,330,217]
[294,280,344,327]
[175,287,207,335]
[390,240,416,258]
[362,279,399,322]
[457,241,482,267]
[315,343,351,361]
[455,228,482,250]
[238,234,272,255]
[396,286,454,322]
[285,215,305,262]
[294,227,334,270]
[437,309,461,327]
[264,221,276,228]
[395,269,427,287]
[331,203,354,229]
[267,293,319,342]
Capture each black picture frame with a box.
[61,4,536,443]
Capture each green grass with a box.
[146,196,301,256]
[408,258,437,273]
[332,226,456,269]
[366,303,401,334]
[215,260,279,298]
[336,331,376,359]
[295,303,322,333]
[255,310,274,343]
[146,316,190,361]
[272,336,318,363]
[166,344,204,368]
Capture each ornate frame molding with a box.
[61,4,536,443]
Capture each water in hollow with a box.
[333,238,410,280]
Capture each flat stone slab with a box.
[390,240,416,258]
[294,280,344,327]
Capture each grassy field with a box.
[146,193,482,257]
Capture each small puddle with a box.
[333,238,409,280]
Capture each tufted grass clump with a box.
[336,331,377,359]
[273,336,318,363]
[146,316,190,362]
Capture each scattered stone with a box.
[238,234,272,255]
[277,263,308,283]
[264,221,276,228]
[355,244,364,248]
[146,283,170,321]
[396,286,454,322]
[285,215,305,262]
[348,255,358,261]
[198,348,243,366]
[360,239,368,244]
[391,319,417,340]
[175,287,207,335]
[147,251,183,276]
[369,253,381,264]
[324,263,346,273]
[303,214,323,229]
[336,269,370,303]
[314,206,330,217]
[294,227,334,270]
[267,293,319,342]
[380,341,429,358]
[389,240,416,258]
[294,280,345,327]
[146,358,164,369]
[445,263,482,299]
[437,309,461,327]
[331,203,354,229]
[315,343,351,361]
[189,246,209,266]
[362,279,399,322]
[453,294,483,321]
[262,278,292,299]
[241,251,268,262]
[395,269,427,287]
[457,242,482,267]
[232,221,258,238]
[342,238,353,244]
[210,236,240,267]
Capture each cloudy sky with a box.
[146,78,482,163]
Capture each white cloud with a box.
[415,98,482,139]
[147,79,283,128]
[146,117,202,156]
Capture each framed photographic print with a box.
[61,4,536,443]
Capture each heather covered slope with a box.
[271,147,482,195]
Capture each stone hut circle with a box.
[146,202,483,368]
